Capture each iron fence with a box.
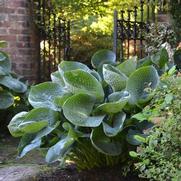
[113,0,160,61]
[31,0,70,82]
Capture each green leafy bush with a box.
[132,74,181,181]
[0,41,28,132]
[8,48,169,170]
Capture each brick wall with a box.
[0,0,39,83]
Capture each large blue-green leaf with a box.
[58,61,91,75]
[0,91,14,109]
[24,108,59,127]
[18,134,41,158]
[95,91,130,113]
[0,76,27,93]
[126,66,159,105]
[0,51,11,74]
[51,71,65,87]
[19,120,48,134]
[91,126,122,155]
[151,48,169,68]
[103,64,128,92]
[8,112,28,137]
[103,112,126,137]
[28,82,65,111]
[8,108,59,136]
[91,49,116,69]
[63,70,104,101]
[117,56,137,77]
[63,93,105,127]
[46,136,74,163]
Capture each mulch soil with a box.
[38,164,145,181]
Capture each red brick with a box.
[0,0,39,83]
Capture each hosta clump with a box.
[8,48,168,170]
[0,41,27,110]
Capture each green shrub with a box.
[132,74,181,181]
[8,48,169,170]
[0,41,28,133]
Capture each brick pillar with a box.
[0,0,39,83]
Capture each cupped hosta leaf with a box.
[151,48,169,68]
[95,91,130,113]
[0,51,7,62]
[63,93,105,127]
[117,56,137,77]
[126,66,159,105]
[103,112,126,137]
[51,71,65,87]
[24,108,59,127]
[28,82,65,111]
[8,112,28,137]
[103,64,128,92]
[91,126,122,155]
[8,108,59,137]
[91,49,116,69]
[0,76,27,93]
[0,91,14,109]
[58,61,91,75]
[63,70,104,101]
[46,136,74,163]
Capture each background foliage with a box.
[132,74,181,181]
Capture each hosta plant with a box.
[0,41,28,132]
[0,41,27,110]
[8,48,169,170]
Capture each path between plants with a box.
[0,137,142,181]
[0,137,57,181]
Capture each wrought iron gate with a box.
[113,0,158,61]
[31,0,70,82]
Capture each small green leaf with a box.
[126,129,145,146]
[129,151,138,158]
